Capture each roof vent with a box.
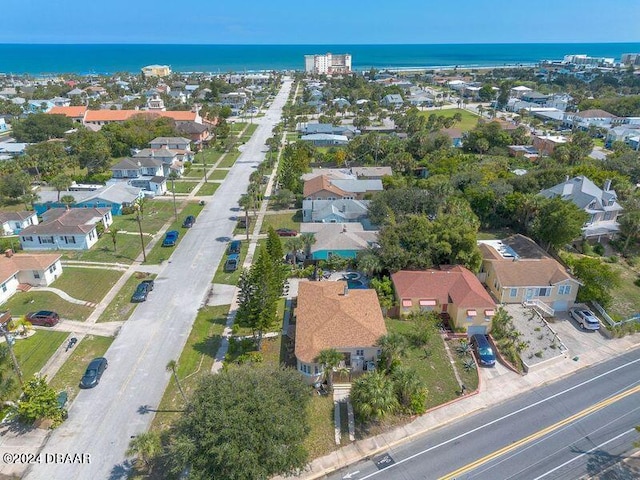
[343,284,349,296]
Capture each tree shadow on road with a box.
[569,446,639,479]
[108,459,134,480]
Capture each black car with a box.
[140,279,154,291]
[131,283,149,302]
[80,357,108,389]
[182,215,196,228]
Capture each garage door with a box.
[553,300,569,312]
[467,325,487,336]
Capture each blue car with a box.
[162,230,179,247]
[470,334,496,367]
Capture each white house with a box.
[19,208,112,251]
[149,137,192,151]
[0,211,39,236]
[0,251,63,305]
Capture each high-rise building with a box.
[304,53,352,75]
[621,53,640,66]
[141,64,172,77]
[562,54,614,66]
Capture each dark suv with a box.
[25,310,60,327]
[228,240,241,255]
[470,334,496,367]
[182,215,196,228]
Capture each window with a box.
[314,365,319,375]
[41,236,54,244]
[538,287,551,297]
[22,236,33,242]
[558,285,571,295]
[49,264,56,273]
[1,283,6,293]
[509,288,518,298]
[356,350,364,356]
[604,211,613,221]
[64,236,76,244]
[33,271,40,279]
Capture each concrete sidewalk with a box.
[288,332,640,480]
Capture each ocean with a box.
[1,43,639,75]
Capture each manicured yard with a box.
[194,182,219,196]
[207,169,228,181]
[604,261,640,321]
[449,338,480,392]
[151,305,228,431]
[230,122,248,133]
[52,267,122,304]
[212,241,250,285]
[143,202,204,264]
[109,200,177,234]
[420,108,480,131]
[48,335,114,402]
[259,211,302,233]
[2,291,93,321]
[170,181,199,194]
[218,150,240,168]
[63,232,142,264]
[194,149,223,166]
[97,272,156,323]
[305,395,338,459]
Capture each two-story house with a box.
[110,158,167,196]
[539,176,623,240]
[149,137,192,151]
[303,175,383,201]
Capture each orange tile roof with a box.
[295,282,387,363]
[303,175,348,198]
[48,106,87,118]
[392,266,495,310]
[84,110,197,123]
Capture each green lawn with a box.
[170,181,199,194]
[194,182,219,196]
[51,267,123,304]
[207,169,228,181]
[260,211,302,234]
[151,305,228,431]
[63,232,143,264]
[603,261,640,321]
[230,122,248,133]
[420,108,480,132]
[48,335,114,402]
[182,168,208,179]
[143,202,204,264]
[386,318,462,409]
[212,241,250,285]
[194,149,223,166]
[97,272,156,323]
[449,338,479,392]
[477,228,515,241]
[109,200,177,234]
[305,395,337,459]
[2,291,93,321]
[218,151,240,168]
[286,132,299,142]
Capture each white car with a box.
[569,308,600,330]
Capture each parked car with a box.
[182,215,195,228]
[80,357,108,389]
[25,310,60,327]
[140,279,154,291]
[228,240,241,255]
[276,228,298,237]
[131,282,151,302]
[162,230,179,247]
[569,308,600,330]
[470,334,496,367]
[224,254,240,272]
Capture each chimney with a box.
[342,224,347,233]
[5,249,13,258]
[343,284,349,296]
[604,179,612,191]
[565,175,570,182]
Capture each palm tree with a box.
[126,431,162,471]
[166,359,187,404]
[135,196,147,220]
[50,174,72,202]
[316,348,343,390]
[350,371,398,421]
[299,232,316,260]
[377,333,407,373]
[238,194,254,241]
[356,248,381,277]
[392,367,427,413]
[108,227,120,252]
[59,194,75,209]
[285,236,305,267]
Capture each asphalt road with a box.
[25,78,292,480]
[327,349,640,480]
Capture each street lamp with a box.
[0,322,23,387]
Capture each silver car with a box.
[569,308,600,330]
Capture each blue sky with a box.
[3,0,639,44]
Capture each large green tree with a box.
[12,376,66,427]
[532,197,589,251]
[67,128,112,174]
[12,113,73,143]
[22,142,72,181]
[350,371,398,421]
[567,256,621,307]
[167,365,310,480]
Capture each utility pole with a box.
[0,323,23,387]
[136,208,147,262]
[171,175,178,221]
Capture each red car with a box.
[276,228,298,237]
[26,310,60,327]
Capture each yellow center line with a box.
[439,384,640,480]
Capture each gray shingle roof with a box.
[539,176,623,212]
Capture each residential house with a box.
[0,118,7,133]
[149,137,191,151]
[50,97,71,107]
[134,147,192,177]
[332,98,351,109]
[65,87,86,98]
[563,109,617,130]
[605,125,640,150]
[349,166,393,179]
[297,123,360,138]
[381,94,404,108]
[532,134,567,155]
[47,106,87,123]
[439,128,464,148]
[26,100,54,114]
[34,182,143,216]
[520,91,550,105]
[220,92,248,109]
[83,109,201,130]
[175,122,211,149]
[0,142,28,159]
[391,266,497,335]
[303,175,383,201]
[294,282,386,384]
[0,251,63,305]
[539,176,623,239]
[110,157,167,196]
[510,86,533,98]
[300,133,349,147]
[19,208,112,251]
[0,211,39,236]
[142,65,171,77]
[299,223,378,260]
[478,235,580,313]
[508,145,539,159]
[302,199,371,226]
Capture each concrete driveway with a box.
[549,305,613,358]
[23,78,293,480]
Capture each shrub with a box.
[593,243,605,256]
[634,277,640,288]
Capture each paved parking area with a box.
[549,305,613,358]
